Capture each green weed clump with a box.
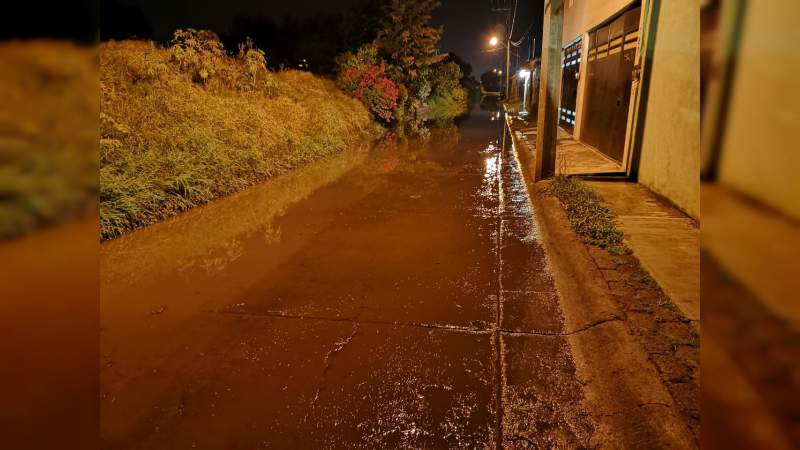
[546,176,627,252]
[100,31,377,239]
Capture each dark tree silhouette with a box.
[448,52,473,78]
[480,70,502,93]
[2,0,98,42]
[340,0,390,52]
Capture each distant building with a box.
[509,58,540,118]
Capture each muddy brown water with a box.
[100,107,594,449]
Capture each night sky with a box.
[104,0,542,77]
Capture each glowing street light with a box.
[519,69,532,115]
[488,32,509,97]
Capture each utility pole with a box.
[535,0,564,180]
[491,0,515,99]
[505,37,511,98]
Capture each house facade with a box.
[535,0,700,219]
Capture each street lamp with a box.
[488,33,511,98]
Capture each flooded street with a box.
[101,107,593,449]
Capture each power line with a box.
[508,0,519,41]
[511,19,534,47]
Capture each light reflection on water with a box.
[101,143,372,294]
[484,155,498,181]
[473,141,501,219]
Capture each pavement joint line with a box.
[556,316,623,336]
[215,309,612,339]
[501,289,554,295]
[215,310,495,335]
[493,136,506,450]
[497,316,620,336]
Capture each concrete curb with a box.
[507,121,696,449]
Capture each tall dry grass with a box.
[100,38,377,239]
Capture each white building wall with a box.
[563,0,639,44]
[637,0,701,219]
[715,0,800,220]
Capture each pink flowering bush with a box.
[337,47,399,123]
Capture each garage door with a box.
[581,6,641,162]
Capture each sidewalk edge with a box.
[506,119,696,449]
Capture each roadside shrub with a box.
[237,38,276,92]
[425,61,468,126]
[169,28,225,84]
[427,86,468,126]
[337,45,399,123]
[334,1,468,137]
[336,44,468,135]
[429,61,462,97]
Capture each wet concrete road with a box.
[101,108,594,449]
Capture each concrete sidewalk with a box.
[508,118,699,323]
[510,121,623,176]
[507,118,699,447]
[588,182,700,323]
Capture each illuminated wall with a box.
[637,0,700,219]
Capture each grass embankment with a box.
[101,38,378,239]
[0,42,98,240]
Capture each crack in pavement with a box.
[301,322,361,427]
[311,323,360,406]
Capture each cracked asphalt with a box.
[101,107,594,449]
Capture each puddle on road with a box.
[101,143,372,297]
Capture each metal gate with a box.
[581,6,641,162]
[560,40,582,133]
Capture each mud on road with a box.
[101,108,595,449]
